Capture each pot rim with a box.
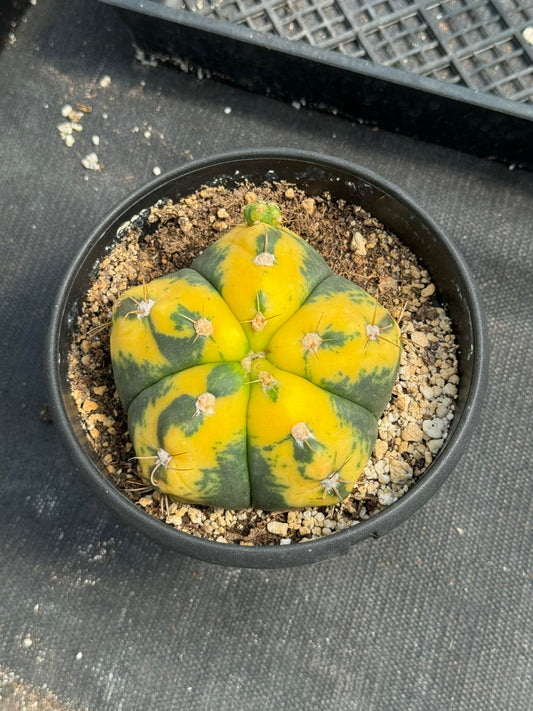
[47,147,488,568]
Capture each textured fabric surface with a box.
[0,1,532,709]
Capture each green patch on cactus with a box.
[206,362,246,398]
[157,394,203,439]
[112,351,169,411]
[150,327,208,373]
[254,227,282,255]
[324,366,400,419]
[247,445,290,511]
[192,240,232,292]
[196,436,250,509]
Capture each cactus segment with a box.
[247,360,377,509]
[111,201,402,510]
[128,362,251,508]
[266,275,401,417]
[110,270,249,408]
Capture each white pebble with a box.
[423,418,445,439]
[91,135,100,146]
[81,152,101,171]
[188,508,202,525]
[64,134,75,147]
[61,104,73,117]
[75,651,83,661]
[267,520,289,537]
[420,384,434,400]
[443,383,458,397]
[378,490,397,506]
[152,166,162,176]
[428,438,444,454]
[223,106,232,114]
[22,637,33,648]
[99,75,111,88]
[523,26,533,44]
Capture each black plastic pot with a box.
[47,149,487,568]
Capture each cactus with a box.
[110,201,402,510]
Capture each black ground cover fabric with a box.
[0,1,532,708]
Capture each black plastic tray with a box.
[101,0,533,166]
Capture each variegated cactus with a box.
[110,201,401,510]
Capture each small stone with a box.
[82,399,98,412]
[284,187,295,199]
[421,283,436,297]
[443,382,458,397]
[75,652,83,661]
[373,439,388,460]
[138,496,152,508]
[223,106,232,114]
[64,134,75,147]
[378,490,397,506]
[350,231,366,256]
[61,104,73,117]
[57,121,73,137]
[420,384,434,400]
[522,26,533,44]
[81,152,101,171]
[389,458,413,483]
[402,423,424,442]
[423,418,445,439]
[411,331,429,348]
[428,438,444,454]
[267,520,289,537]
[152,166,162,176]
[301,198,315,215]
[99,75,111,88]
[456,527,464,535]
[217,208,229,219]
[188,508,202,525]
[22,637,33,648]
[91,135,100,146]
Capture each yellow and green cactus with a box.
[110,201,402,510]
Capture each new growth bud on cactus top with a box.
[110,201,402,510]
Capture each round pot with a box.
[47,148,487,568]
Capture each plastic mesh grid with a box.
[157,0,533,101]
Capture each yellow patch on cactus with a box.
[110,201,402,511]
